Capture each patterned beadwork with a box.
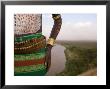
[15,64,46,73]
[14,37,46,54]
[15,57,45,67]
[14,14,41,36]
[14,36,45,48]
[14,32,42,42]
[14,48,46,61]
[14,14,47,76]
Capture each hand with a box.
[45,44,53,71]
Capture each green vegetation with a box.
[56,41,97,76]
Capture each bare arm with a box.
[45,14,62,70]
[50,14,62,39]
[47,14,62,48]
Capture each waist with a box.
[14,33,46,54]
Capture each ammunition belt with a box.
[14,36,45,48]
[14,37,46,54]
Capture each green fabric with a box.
[14,48,46,61]
[15,64,46,73]
[14,68,47,76]
[15,33,42,42]
[14,33,47,76]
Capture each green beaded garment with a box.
[14,14,47,76]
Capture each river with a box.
[46,44,66,76]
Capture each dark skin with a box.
[45,14,62,71]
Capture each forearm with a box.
[47,14,62,47]
[50,14,62,39]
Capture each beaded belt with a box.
[14,36,46,54]
[15,57,45,67]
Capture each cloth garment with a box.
[14,14,47,76]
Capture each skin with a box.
[45,14,62,71]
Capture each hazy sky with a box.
[42,14,97,41]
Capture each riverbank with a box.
[56,41,97,76]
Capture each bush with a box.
[56,45,97,76]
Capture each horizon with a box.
[42,14,97,41]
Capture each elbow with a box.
[53,14,62,26]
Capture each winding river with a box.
[46,44,66,76]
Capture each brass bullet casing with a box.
[19,47,22,51]
[14,36,46,54]
[47,38,55,46]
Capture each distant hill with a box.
[56,40,97,48]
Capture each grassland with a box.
[56,40,97,76]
